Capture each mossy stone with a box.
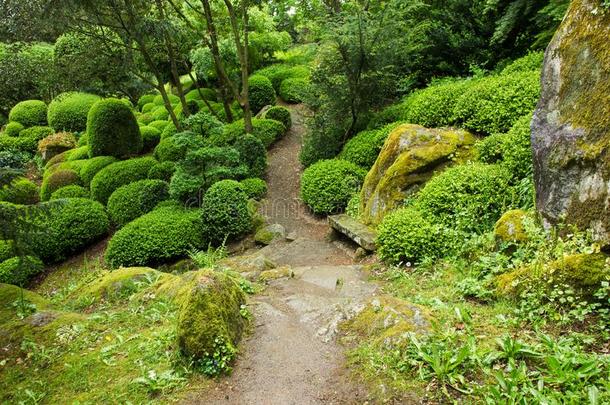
[494,209,531,244]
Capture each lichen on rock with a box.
[494,209,532,244]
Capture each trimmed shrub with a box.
[234,134,267,178]
[105,206,204,268]
[9,100,47,127]
[0,256,44,286]
[377,207,447,265]
[148,161,176,182]
[4,122,24,137]
[477,133,507,164]
[40,169,81,201]
[140,126,161,152]
[149,120,170,132]
[50,185,89,200]
[240,178,267,200]
[87,98,142,158]
[248,75,276,114]
[66,145,90,161]
[221,118,285,148]
[77,133,88,146]
[154,131,205,162]
[137,94,156,110]
[80,156,118,185]
[185,88,217,102]
[107,179,170,227]
[263,106,291,130]
[161,122,178,139]
[414,163,514,234]
[151,106,170,121]
[153,94,179,106]
[0,178,39,204]
[141,103,155,113]
[279,77,310,103]
[300,159,366,215]
[47,92,101,132]
[339,126,394,169]
[501,51,544,74]
[201,180,252,244]
[255,64,310,91]
[182,111,224,138]
[90,157,157,204]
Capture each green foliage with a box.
[339,125,394,169]
[279,77,310,103]
[107,179,169,227]
[139,126,161,152]
[79,156,118,186]
[0,178,39,205]
[240,178,267,200]
[501,51,545,74]
[0,256,44,286]
[0,149,30,169]
[148,120,169,132]
[47,92,101,132]
[201,180,252,244]
[188,244,228,270]
[154,131,205,162]
[40,169,81,202]
[9,100,47,127]
[254,63,310,92]
[220,119,285,148]
[263,106,292,130]
[300,159,366,215]
[234,134,267,178]
[181,111,224,138]
[37,131,77,157]
[0,126,54,154]
[185,88,217,102]
[4,121,24,137]
[137,94,156,110]
[87,98,142,158]
[248,75,276,114]
[105,207,203,268]
[50,185,89,200]
[90,157,156,204]
[148,161,176,182]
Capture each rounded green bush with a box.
[77,133,88,147]
[137,94,156,110]
[0,256,44,286]
[149,120,170,132]
[222,118,285,148]
[300,159,366,215]
[148,161,176,182]
[66,145,89,161]
[40,169,81,201]
[501,51,544,74]
[47,92,101,132]
[141,102,155,113]
[140,126,161,152]
[105,206,204,268]
[201,180,252,244]
[377,207,447,265]
[185,88,217,102]
[414,163,513,233]
[339,126,393,169]
[80,156,118,186]
[154,131,205,162]
[50,185,89,200]
[87,98,142,158]
[263,106,292,130]
[161,123,178,140]
[255,64,310,91]
[248,75,276,114]
[9,100,47,127]
[90,157,157,204]
[0,178,39,205]
[240,178,267,200]
[279,77,311,103]
[4,122,24,137]
[20,125,55,145]
[234,134,267,178]
[107,179,170,227]
[153,94,179,106]
[151,106,170,121]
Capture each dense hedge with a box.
[148,120,170,132]
[234,134,267,178]
[148,161,176,182]
[0,256,44,286]
[105,206,204,268]
[4,122,24,137]
[240,178,267,200]
[154,131,205,162]
[90,157,157,204]
[263,106,292,130]
[50,185,89,200]
[501,51,544,74]
[140,126,161,152]
[255,64,310,92]
[248,75,276,114]
[0,126,54,154]
[201,180,252,244]
[9,100,47,127]
[221,118,285,148]
[279,77,311,103]
[137,94,156,110]
[47,92,101,132]
[80,156,118,185]
[300,159,366,215]
[339,125,395,169]
[107,179,169,227]
[40,169,81,201]
[0,178,39,205]
[87,98,142,158]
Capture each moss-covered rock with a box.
[496,253,610,299]
[259,266,293,283]
[360,124,476,225]
[0,283,49,324]
[78,267,162,302]
[494,209,531,244]
[176,269,247,362]
[531,0,610,246]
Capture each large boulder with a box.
[360,124,475,225]
[532,1,610,245]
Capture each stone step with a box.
[328,214,376,251]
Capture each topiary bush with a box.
[4,122,24,137]
[248,75,276,114]
[148,120,170,132]
[107,179,170,227]
[148,161,176,182]
[154,131,205,162]
[501,51,544,74]
[219,118,285,148]
[40,169,81,201]
[279,77,311,103]
[47,92,101,132]
[300,159,366,215]
[0,256,44,286]
[0,178,39,205]
[153,94,179,106]
[185,88,217,102]
[9,100,47,127]
[263,106,291,130]
[377,206,447,265]
[201,180,252,244]
[90,157,157,204]
[255,64,310,92]
[105,206,204,268]
[234,134,267,178]
[240,178,267,200]
[338,125,395,169]
[137,94,156,110]
[80,156,118,186]
[50,185,89,200]
[87,98,142,158]
[151,106,170,121]
[140,126,161,152]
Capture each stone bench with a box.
[328,214,377,251]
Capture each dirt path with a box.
[185,105,376,404]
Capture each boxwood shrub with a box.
[220,119,285,148]
[154,131,205,162]
[0,178,39,205]
[107,179,170,227]
[248,75,276,114]
[80,156,118,185]
[87,98,142,158]
[9,100,47,127]
[105,206,204,268]
[4,122,24,137]
[140,126,161,152]
[40,169,81,201]
[263,106,291,130]
[47,92,101,132]
[0,256,44,286]
[90,157,157,204]
[339,125,394,169]
[50,185,89,200]
[149,120,170,132]
[234,134,267,178]
[137,94,156,110]
[201,180,252,244]
[240,178,267,200]
[148,161,176,182]
[279,77,311,104]
[300,159,366,215]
